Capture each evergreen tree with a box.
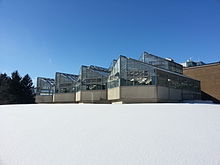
[0,71,35,104]
[0,73,12,104]
[9,71,22,103]
[21,74,35,103]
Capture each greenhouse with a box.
[35,77,55,103]
[108,56,200,103]
[36,77,55,95]
[35,52,201,104]
[75,65,110,103]
[55,72,78,93]
[53,72,79,103]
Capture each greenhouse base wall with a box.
[53,93,76,103]
[76,90,110,103]
[108,86,158,103]
[35,87,200,104]
[35,95,53,103]
[108,86,200,104]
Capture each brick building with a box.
[183,62,220,102]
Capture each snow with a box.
[0,103,220,165]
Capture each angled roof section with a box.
[139,52,183,74]
[36,77,55,95]
[76,65,110,91]
[55,72,79,93]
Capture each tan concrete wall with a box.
[109,86,158,103]
[120,86,157,99]
[76,91,81,102]
[157,86,169,100]
[109,86,194,103]
[76,90,108,103]
[35,95,53,103]
[53,93,76,103]
[183,63,220,101]
[108,87,120,100]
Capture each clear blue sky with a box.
[0,0,220,84]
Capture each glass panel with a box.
[156,69,200,92]
[36,77,55,95]
[55,72,79,93]
[76,65,110,91]
[108,56,156,88]
[139,52,183,74]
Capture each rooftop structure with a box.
[139,52,183,74]
[180,59,205,67]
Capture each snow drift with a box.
[0,104,220,165]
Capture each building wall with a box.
[182,90,195,100]
[157,86,169,100]
[76,91,81,102]
[76,90,108,103]
[108,86,157,103]
[108,85,199,103]
[35,95,53,103]
[53,93,76,103]
[157,86,183,102]
[108,87,120,100]
[183,63,220,101]
[120,86,157,102]
[169,88,182,100]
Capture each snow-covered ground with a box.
[0,103,220,165]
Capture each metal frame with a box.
[55,72,79,93]
[76,65,110,91]
[36,77,55,95]
[108,56,200,95]
[139,52,183,74]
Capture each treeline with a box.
[0,71,35,105]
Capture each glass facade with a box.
[157,70,200,92]
[108,56,157,88]
[108,56,200,94]
[55,72,79,93]
[139,52,183,74]
[36,77,55,95]
[36,52,201,102]
[76,65,110,91]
